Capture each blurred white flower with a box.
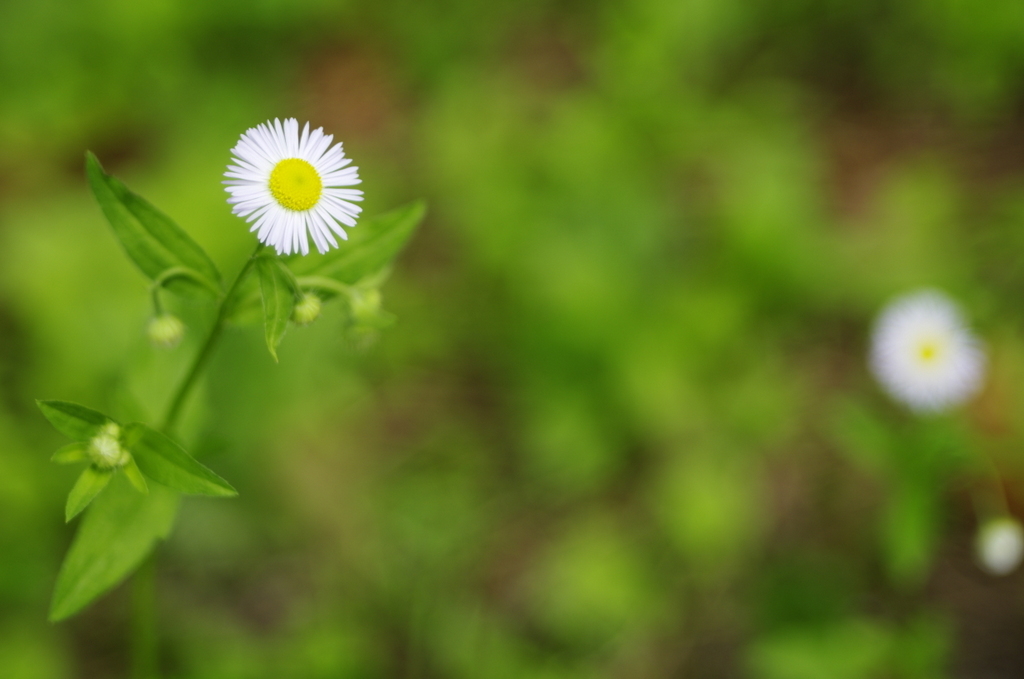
[869,289,985,413]
[224,118,363,256]
[976,517,1024,576]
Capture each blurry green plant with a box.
[36,147,423,672]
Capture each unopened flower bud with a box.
[147,314,185,349]
[88,422,129,469]
[976,517,1024,576]
[292,294,322,326]
[351,287,382,322]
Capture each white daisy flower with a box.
[976,517,1024,576]
[224,118,363,256]
[869,289,985,413]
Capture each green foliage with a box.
[748,619,894,679]
[291,200,426,285]
[50,442,87,464]
[39,395,235,619]
[36,145,424,629]
[6,0,1024,674]
[256,255,298,362]
[85,152,222,299]
[883,475,941,588]
[748,615,950,679]
[50,476,179,622]
[654,448,762,572]
[252,202,424,359]
[531,518,660,645]
[36,400,113,442]
[122,422,236,497]
[64,467,113,522]
[123,458,150,494]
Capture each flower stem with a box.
[129,244,262,678]
[131,554,157,679]
[162,244,263,433]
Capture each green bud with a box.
[87,422,130,469]
[292,293,322,326]
[350,287,382,322]
[147,314,185,349]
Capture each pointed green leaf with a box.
[52,442,88,464]
[66,467,114,522]
[123,422,237,497]
[292,201,425,284]
[37,400,113,442]
[50,475,179,621]
[85,152,221,298]
[123,458,149,494]
[257,256,297,362]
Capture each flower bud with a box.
[976,517,1024,576]
[147,314,185,349]
[350,287,382,322]
[88,422,130,469]
[292,293,322,326]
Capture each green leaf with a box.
[65,467,114,522]
[292,201,425,284]
[123,422,237,497]
[50,475,179,621]
[37,400,113,442]
[257,255,297,362]
[85,152,222,298]
[51,442,88,464]
[123,458,149,494]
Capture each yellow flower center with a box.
[918,340,940,363]
[269,158,322,211]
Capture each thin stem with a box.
[131,554,157,679]
[161,245,263,433]
[130,244,262,678]
[150,285,164,316]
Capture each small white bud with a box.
[147,314,185,349]
[88,422,130,469]
[292,294,322,326]
[976,517,1024,576]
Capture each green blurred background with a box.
[4,0,1024,676]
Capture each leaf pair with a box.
[39,400,236,522]
[253,201,426,360]
[86,152,222,299]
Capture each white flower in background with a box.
[976,517,1024,576]
[869,289,985,413]
[224,118,363,256]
